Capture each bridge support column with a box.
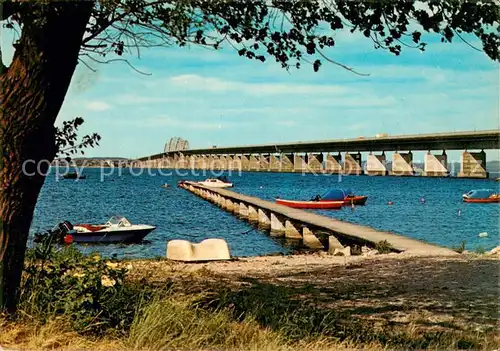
[212,155,223,170]
[231,155,242,171]
[343,152,363,175]
[307,153,323,173]
[458,151,488,178]
[259,154,270,171]
[270,213,285,237]
[423,151,449,177]
[365,152,388,176]
[293,153,307,173]
[391,152,415,176]
[241,155,250,171]
[239,203,248,218]
[280,153,294,172]
[269,154,281,172]
[249,155,260,171]
[248,205,259,221]
[325,153,342,174]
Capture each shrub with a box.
[375,240,393,254]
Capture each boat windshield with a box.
[466,189,497,198]
[106,216,132,227]
[320,188,354,200]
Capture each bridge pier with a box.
[343,152,363,175]
[307,153,323,173]
[294,153,307,173]
[249,155,260,171]
[365,152,388,176]
[325,153,342,174]
[229,155,241,171]
[458,150,489,178]
[241,155,250,171]
[423,151,449,177]
[269,154,281,172]
[281,153,294,172]
[260,154,270,171]
[391,152,415,176]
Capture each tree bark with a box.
[0,2,93,313]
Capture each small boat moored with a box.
[62,172,86,180]
[275,198,343,209]
[70,216,156,243]
[197,176,233,188]
[462,189,500,203]
[318,188,368,206]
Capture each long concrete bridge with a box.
[135,130,500,178]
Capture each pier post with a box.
[365,152,388,176]
[423,151,449,177]
[230,155,242,171]
[258,209,271,228]
[225,198,234,211]
[285,220,302,239]
[457,151,488,178]
[302,227,324,249]
[343,152,363,175]
[270,213,285,236]
[239,203,249,218]
[391,152,415,176]
[248,205,259,221]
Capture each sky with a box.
[1,15,499,162]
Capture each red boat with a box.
[319,188,368,206]
[276,198,343,209]
[463,189,500,203]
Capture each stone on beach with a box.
[167,238,231,262]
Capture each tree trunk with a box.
[0,2,93,313]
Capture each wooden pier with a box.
[179,181,458,256]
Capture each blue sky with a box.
[1,20,499,162]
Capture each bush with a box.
[20,231,151,335]
[375,240,393,254]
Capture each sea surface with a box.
[30,168,500,258]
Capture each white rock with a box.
[333,246,351,257]
[361,246,370,253]
[167,238,231,262]
[488,246,500,255]
[363,249,379,256]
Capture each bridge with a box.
[135,129,500,178]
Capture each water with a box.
[31,168,500,258]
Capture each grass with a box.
[2,241,499,351]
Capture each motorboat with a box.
[275,198,343,209]
[161,183,169,188]
[70,216,156,243]
[62,172,86,180]
[462,189,500,203]
[197,176,233,188]
[317,188,368,206]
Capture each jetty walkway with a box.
[180,181,457,256]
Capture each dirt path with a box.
[130,253,500,334]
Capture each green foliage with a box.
[474,246,486,254]
[20,237,148,335]
[453,240,466,253]
[55,117,101,160]
[375,240,393,254]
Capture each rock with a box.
[362,249,379,257]
[488,246,500,256]
[332,246,351,257]
[327,235,344,255]
[361,246,370,254]
[167,238,231,262]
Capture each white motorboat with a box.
[197,177,233,188]
[71,216,156,243]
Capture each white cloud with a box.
[168,74,347,96]
[85,101,111,111]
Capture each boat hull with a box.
[333,196,368,206]
[197,182,233,188]
[276,199,343,209]
[69,228,155,243]
[463,197,500,203]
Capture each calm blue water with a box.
[30,168,500,258]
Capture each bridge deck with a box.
[183,182,458,256]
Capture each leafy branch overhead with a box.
[2,1,499,74]
[55,117,101,160]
